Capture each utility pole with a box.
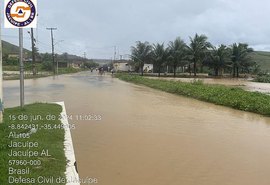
[117,48,119,60]
[55,54,58,74]
[19,28,24,108]
[46,28,57,75]
[0,14,3,123]
[30,28,36,75]
[114,46,116,61]
[83,52,87,67]
[54,40,63,74]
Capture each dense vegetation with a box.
[253,73,270,83]
[130,34,260,77]
[2,40,99,76]
[117,74,270,116]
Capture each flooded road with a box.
[4,71,270,185]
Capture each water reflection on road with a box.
[4,71,270,185]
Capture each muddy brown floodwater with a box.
[4,71,270,185]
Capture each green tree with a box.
[131,41,153,76]
[230,43,253,77]
[41,61,53,71]
[188,34,212,76]
[152,43,168,77]
[41,53,52,62]
[206,45,230,76]
[168,37,187,77]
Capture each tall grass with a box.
[117,74,270,116]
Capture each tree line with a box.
[131,34,255,77]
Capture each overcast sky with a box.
[1,0,270,59]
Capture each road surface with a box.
[4,71,270,185]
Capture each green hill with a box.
[2,40,31,57]
[250,51,270,71]
[1,40,84,63]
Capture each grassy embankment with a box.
[116,74,270,116]
[0,103,66,185]
[250,51,270,71]
[253,74,270,83]
[250,51,270,83]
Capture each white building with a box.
[113,62,153,73]
[143,64,153,73]
[113,62,132,72]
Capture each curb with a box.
[56,102,80,185]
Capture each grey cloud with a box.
[2,0,270,58]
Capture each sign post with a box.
[19,28,24,108]
[4,0,37,109]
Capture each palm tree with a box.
[206,45,230,76]
[131,41,153,76]
[168,37,187,77]
[188,34,211,76]
[230,43,253,77]
[152,43,168,77]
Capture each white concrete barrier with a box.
[56,102,80,185]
